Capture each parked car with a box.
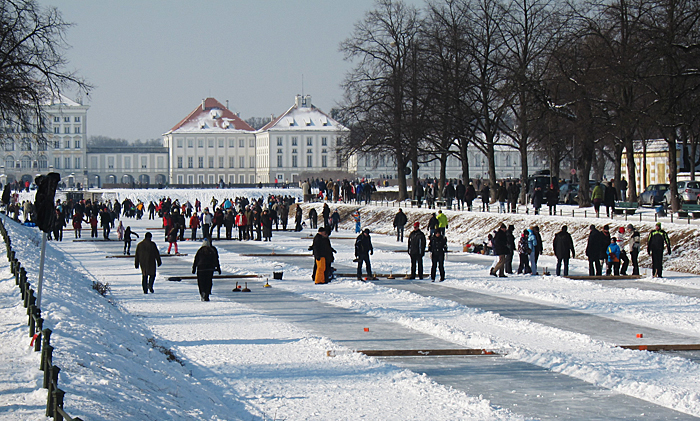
[664,181,700,205]
[639,184,670,206]
[559,180,598,204]
[559,183,578,204]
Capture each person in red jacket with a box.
[189,212,200,241]
[235,210,247,241]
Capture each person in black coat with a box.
[192,239,221,301]
[134,232,162,294]
[505,224,516,274]
[355,229,374,280]
[322,203,331,228]
[123,226,139,255]
[407,222,426,279]
[429,231,448,282]
[308,208,318,229]
[312,227,335,284]
[465,182,476,211]
[546,185,559,215]
[507,182,520,213]
[586,225,606,276]
[604,180,618,217]
[480,185,490,211]
[393,208,408,242]
[532,186,544,215]
[553,225,575,276]
[490,224,509,277]
[456,180,466,210]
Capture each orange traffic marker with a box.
[637,333,643,338]
[364,328,369,332]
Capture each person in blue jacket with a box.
[606,237,622,276]
[528,227,538,275]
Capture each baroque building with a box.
[162,98,257,186]
[254,95,350,183]
[0,94,88,188]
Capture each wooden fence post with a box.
[52,388,65,421]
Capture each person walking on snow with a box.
[166,224,179,254]
[647,222,671,278]
[192,239,221,301]
[353,210,361,233]
[393,208,408,242]
[606,237,622,276]
[311,227,334,284]
[528,227,539,275]
[134,232,162,294]
[123,226,139,255]
[116,221,125,241]
[517,229,531,274]
[553,225,575,276]
[429,230,448,282]
[490,223,509,277]
[626,224,641,275]
[355,229,374,280]
[407,222,426,279]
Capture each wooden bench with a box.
[614,201,638,215]
[678,204,700,219]
[436,200,446,208]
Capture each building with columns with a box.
[162,98,257,185]
[254,95,350,183]
[86,145,169,188]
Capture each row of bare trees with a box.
[338,0,700,209]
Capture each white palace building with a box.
[1,93,548,188]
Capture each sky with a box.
[45,0,421,141]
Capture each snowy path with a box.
[4,209,700,420]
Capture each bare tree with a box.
[641,0,700,211]
[501,0,569,203]
[422,0,476,194]
[0,0,90,140]
[463,0,510,194]
[340,0,425,201]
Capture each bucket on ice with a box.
[273,264,283,280]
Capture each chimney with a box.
[303,95,312,108]
[201,99,206,111]
[226,100,229,109]
[295,95,302,107]
[270,114,274,121]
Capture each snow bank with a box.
[295,202,700,275]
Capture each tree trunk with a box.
[411,151,420,200]
[577,137,596,207]
[487,140,497,202]
[460,141,470,183]
[438,152,448,200]
[396,151,408,201]
[690,134,698,181]
[614,143,623,199]
[624,137,637,201]
[667,132,680,212]
[519,142,529,204]
[642,140,648,191]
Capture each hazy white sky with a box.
[46,0,418,141]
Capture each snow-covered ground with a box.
[2,188,700,420]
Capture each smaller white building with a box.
[355,145,546,181]
[255,95,350,183]
[87,146,169,187]
[163,98,257,185]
